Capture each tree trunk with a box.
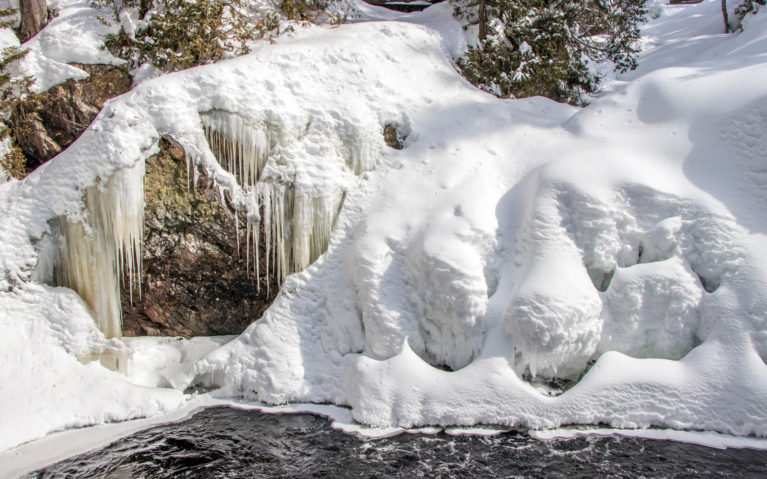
[18,0,48,43]
[721,0,730,33]
[478,0,488,41]
[139,0,153,19]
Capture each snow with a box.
[599,257,703,359]
[530,427,767,451]
[0,284,184,452]
[0,0,124,92]
[1,0,767,463]
[123,335,235,389]
[189,1,767,434]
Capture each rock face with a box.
[13,64,132,171]
[121,137,278,337]
[383,124,403,149]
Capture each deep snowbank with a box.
[0,0,766,452]
[191,1,767,434]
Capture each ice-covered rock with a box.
[404,232,488,370]
[600,257,703,359]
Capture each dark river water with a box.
[28,407,767,478]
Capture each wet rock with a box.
[121,137,278,337]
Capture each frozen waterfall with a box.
[51,109,353,340]
[202,111,347,291]
[53,162,145,339]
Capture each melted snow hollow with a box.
[1,0,767,453]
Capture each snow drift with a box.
[189,2,767,435]
[1,0,767,452]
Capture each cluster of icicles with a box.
[202,111,346,291]
[54,163,145,339]
[53,111,362,339]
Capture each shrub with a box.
[0,8,33,179]
[105,0,353,72]
[105,0,280,71]
[457,0,647,105]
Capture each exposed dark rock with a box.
[13,64,132,172]
[383,124,403,149]
[121,137,278,337]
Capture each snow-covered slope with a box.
[191,1,767,432]
[0,0,124,91]
[1,0,767,452]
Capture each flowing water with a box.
[28,407,767,478]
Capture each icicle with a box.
[347,139,377,176]
[251,182,344,290]
[292,191,340,273]
[235,211,240,256]
[246,219,261,291]
[262,186,272,294]
[254,217,260,288]
[201,111,350,293]
[55,162,145,339]
[201,111,272,190]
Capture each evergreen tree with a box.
[722,0,766,34]
[0,9,32,179]
[18,0,48,42]
[106,0,279,72]
[733,0,766,28]
[722,0,730,32]
[106,0,349,72]
[457,0,647,105]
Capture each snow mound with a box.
[403,231,488,370]
[601,257,702,359]
[0,284,184,451]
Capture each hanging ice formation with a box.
[49,106,368,340]
[202,111,348,290]
[257,182,345,288]
[202,111,273,190]
[54,162,145,339]
[49,108,357,340]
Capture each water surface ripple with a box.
[29,407,767,478]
